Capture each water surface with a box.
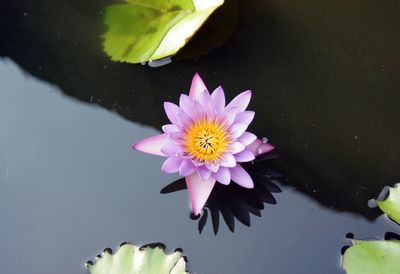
[1,0,400,273]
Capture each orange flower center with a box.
[184,118,230,163]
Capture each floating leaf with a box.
[342,239,400,274]
[341,185,400,273]
[376,184,400,225]
[87,243,189,274]
[103,0,224,63]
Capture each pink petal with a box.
[179,159,196,176]
[162,124,180,134]
[247,139,275,156]
[185,172,216,215]
[161,142,182,157]
[164,102,192,127]
[197,165,212,180]
[168,132,184,145]
[161,157,182,173]
[177,109,193,127]
[206,163,219,173]
[179,94,195,118]
[197,90,213,113]
[230,165,254,189]
[192,159,204,167]
[234,150,255,162]
[230,141,245,154]
[222,106,238,127]
[239,132,257,146]
[220,154,236,167]
[230,123,248,139]
[257,143,275,156]
[164,102,181,125]
[211,86,225,113]
[132,134,169,157]
[192,100,205,119]
[246,139,260,155]
[189,73,208,99]
[235,111,255,125]
[226,90,252,113]
[213,166,231,185]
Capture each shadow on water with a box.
[162,153,283,234]
[1,0,400,220]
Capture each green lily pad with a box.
[103,0,224,63]
[87,243,189,274]
[342,239,400,274]
[376,184,400,225]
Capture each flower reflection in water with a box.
[161,152,283,234]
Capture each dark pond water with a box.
[1,0,400,273]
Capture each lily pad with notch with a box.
[342,238,400,274]
[86,242,189,274]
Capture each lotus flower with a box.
[133,74,274,215]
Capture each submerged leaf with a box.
[103,0,224,63]
[376,184,400,225]
[87,243,189,274]
[342,239,400,274]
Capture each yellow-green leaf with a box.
[103,0,224,63]
[376,184,400,225]
[87,244,189,274]
[342,239,400,274]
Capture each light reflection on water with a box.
[0,59,398,274]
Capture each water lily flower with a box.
[133,74,274,215]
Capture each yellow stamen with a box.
[184,118,230,163]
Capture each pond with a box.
[0,0,400,273]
